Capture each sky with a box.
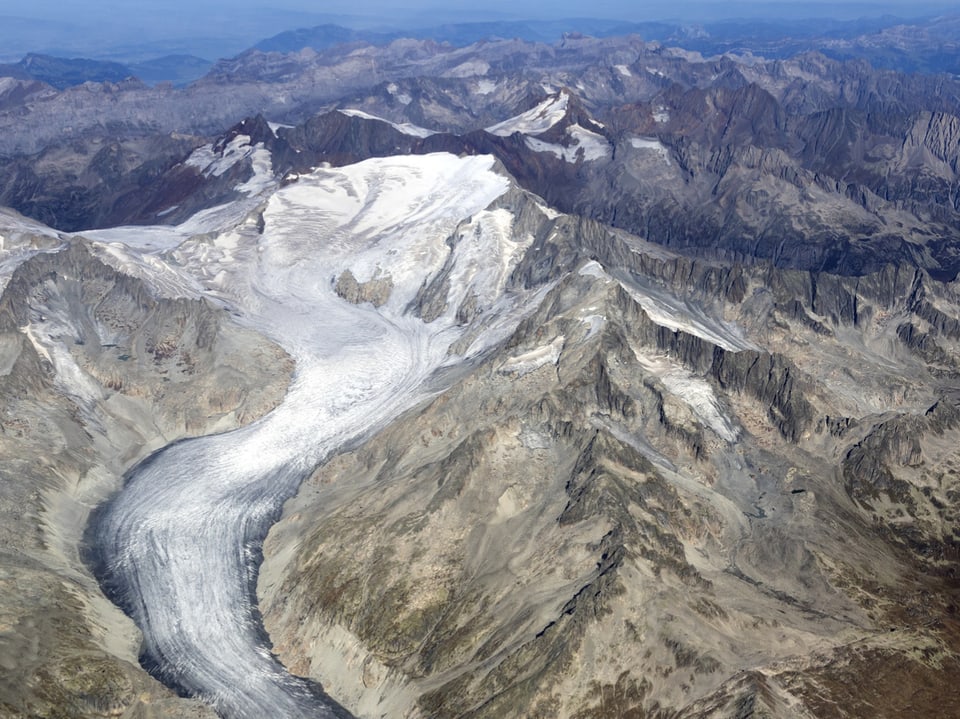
[1,0,958,62]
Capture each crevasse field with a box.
[87,153,526,718]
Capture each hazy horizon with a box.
[1,0,958,63]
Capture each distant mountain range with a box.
[0,53,212,89]
[255,14,960,75]
[2,12,959,91]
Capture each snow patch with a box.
[486,92,569,137]
[385,83,412,104]
[337,109,436,138]
[185,134,251,177]
[536,203,561,220]
[653,107,670,123]
[183,134,275,197]
[476,79,497,95]
[267,121,293,136]
[635,353,738,442]
[445,60,490,78]
[579,260,612,281]
[500,336,564,376]
[619,279,756,352]
[526,124,610,163]
[615,64,633,77]
[568,124,610,161]
[629,136,670,162]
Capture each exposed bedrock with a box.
[258,243,960,717]
[0,237,292,718]
[248,170,960,717]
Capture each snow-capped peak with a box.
[485,90,570,137]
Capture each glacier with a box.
[85,153,531,718]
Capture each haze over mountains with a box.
[1,7,960,719]
[4,5,960,79]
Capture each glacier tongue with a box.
[89,153,518,718]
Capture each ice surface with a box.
[486,91,569,137]
[337,109,437,138]
[87,153,526,719]
[629,136,670,162]
[500,335,564,376]
[615,64,632,77]
[526,124,611,163]
[635,353,739,442]
[234,145,274,196]
[442,208,532,320]
[0,211,64,291]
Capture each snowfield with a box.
[86,154,534,718]
[486,91,569,137]
[526,123,611,163]
[336,108,437,138]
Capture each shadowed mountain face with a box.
[2,37,960,276]
[256,183,960,718]
[0,25,959,719]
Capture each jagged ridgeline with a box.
[260,196,960,718]
[4,37,960,286]
[0,226,291,717]
[0,24,959,719]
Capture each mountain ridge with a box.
[0,20,959,719]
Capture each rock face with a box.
[1,33,957,279]
[0,228,292,718]
[257,182,960,718]
[2,26,960,719]
[335,269,394,308]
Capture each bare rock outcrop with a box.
[0,238,292,718]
